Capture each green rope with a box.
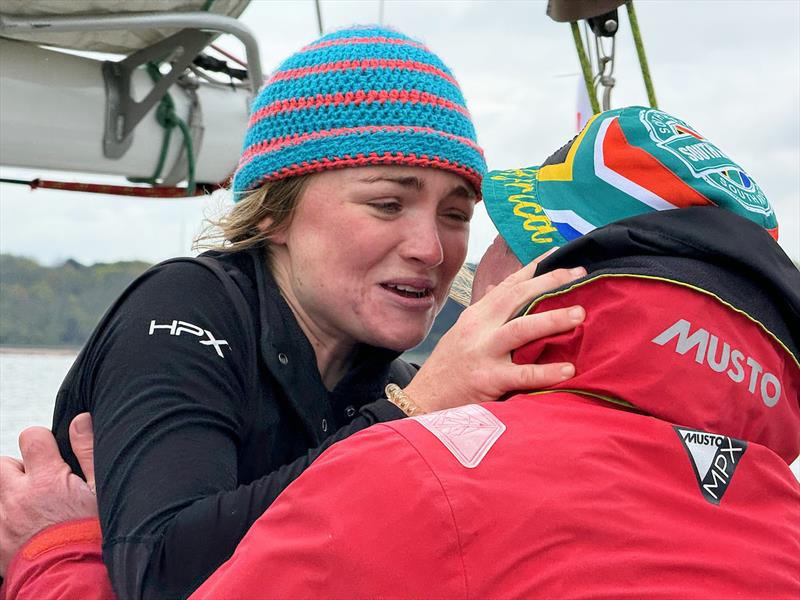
[174,117,196,194]
[129,62,196,195]
[570,21,600,115]
[626,1,658,109]
[129,0,213,195]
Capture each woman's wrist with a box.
[385,384,427,417]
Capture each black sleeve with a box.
[85,262,404,600]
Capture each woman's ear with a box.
[257,216,288,244]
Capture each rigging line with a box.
[581,21,595,73]
[0,177,216,198]
[594,34,616,110]
[189,65,248,89]
[314,0,324,35]
[571,21,600,114]
[585,21,603,97]
[210,43,248,68]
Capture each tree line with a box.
[0,254,150,347]
[0,254,465,355]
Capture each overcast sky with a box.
[1,0,798,266]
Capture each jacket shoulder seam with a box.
[380,423,470,599]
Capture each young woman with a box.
[0,26,584,599]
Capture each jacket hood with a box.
[536,206,800,360]
[514,275,800,464]
[513,208,800,464]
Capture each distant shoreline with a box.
[0,345,79,356]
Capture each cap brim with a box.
[482,166,569,265]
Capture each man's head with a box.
[482,106,778,267]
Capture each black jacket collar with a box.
[537,207,800,360]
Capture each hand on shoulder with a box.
[405,256,586,413]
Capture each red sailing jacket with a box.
[4,209,799,599]
[191,275,800,599]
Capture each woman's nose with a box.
[400,219,444,267]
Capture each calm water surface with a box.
[1,350,798,481]
[0,350,77,457]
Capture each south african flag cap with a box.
[483,106,779,265]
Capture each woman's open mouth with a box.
[381,283,432,299]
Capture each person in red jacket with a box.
[192,210,800,598]
[3,107,799,599]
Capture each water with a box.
[1,350,798,481]
[0,350,77,457]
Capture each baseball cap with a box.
[483,106,778,265]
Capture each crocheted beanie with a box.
[232,26,486,198]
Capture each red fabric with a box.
[513,276,800,463]
[249,89,469,125]
[1,519,113,600]
[301,36,427,53]
[269,59,458,86]
[238,125,483,165]
[193,396,799,598]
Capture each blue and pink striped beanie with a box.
[233,26,486,198]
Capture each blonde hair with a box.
[449,263,474,307]
[194,176,311,253]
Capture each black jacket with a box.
[52,247,413,600]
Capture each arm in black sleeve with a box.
[105,398,403,599]
[84,263,405,600]
[137,398,403,597]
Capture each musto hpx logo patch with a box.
[148,320,229,358]
[674,427,747,505]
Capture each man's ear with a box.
[471,235,522,304]
[257,217,288,244]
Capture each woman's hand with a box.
[0,414,97,576]
[405,255,586,413]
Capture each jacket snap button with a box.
[345,406,356,418]
[278,352,289,365]
[321,419,328,432]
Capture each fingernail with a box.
[568,306,585,322]
[560,364,575,379]
[73,414,91,434]
[570,267,586,277]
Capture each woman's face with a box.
[266,165,476,352]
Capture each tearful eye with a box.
[443,211,471,223]
[370,201,402,214]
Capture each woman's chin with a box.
[369,323,431,353]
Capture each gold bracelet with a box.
[385,383,426,417]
